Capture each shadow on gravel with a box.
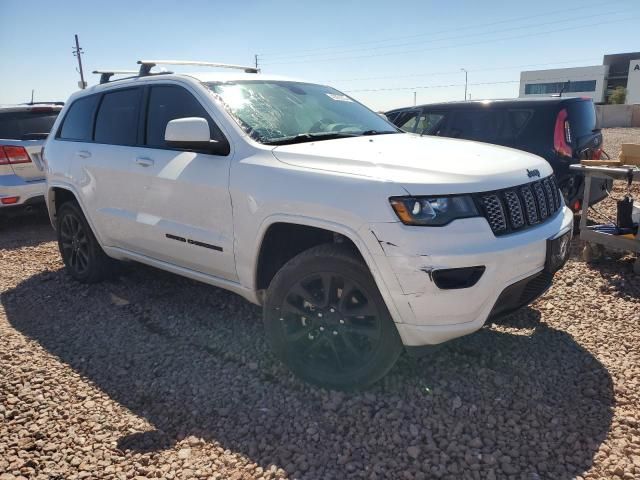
[2,266,614,479]
[584,253,640,300]
[0,208,54,250]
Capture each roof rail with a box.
[137,60,259,76]
[93,70,139,84]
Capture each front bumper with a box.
[362,205,574,346]
[0,174,46,209]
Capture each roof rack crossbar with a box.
[137,60,259,76]
[93,70,139,84]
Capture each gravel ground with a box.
[1,129,639,480]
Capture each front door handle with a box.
[77,150,91,159]
[135,157,154,167]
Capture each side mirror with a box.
[165,117,228,155]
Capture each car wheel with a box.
[56,201,115,283]
[264,243,403,390]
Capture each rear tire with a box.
[56,201,115,283]
[264,244,403,390]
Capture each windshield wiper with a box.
[264,132,359,146]
[360,129,399,136]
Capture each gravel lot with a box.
[1,129,639,480]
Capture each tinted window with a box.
[59,96,99,141]
[568,101,596,137]
[95,89,141,145]
[0,111,59,140]
[146,86,211,148]
[447,110,501,142]
[444,109,532,145]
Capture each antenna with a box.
[137,60,259,76]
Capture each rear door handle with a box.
[77,150,91,159]
[135,157,154,167]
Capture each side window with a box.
[394,110,421,132]
[58,95,99,141]
[146,85,217,149]
[94,89,141,146]
[416,111,446,135]
[446,110,502,143]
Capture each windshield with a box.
[204,80,398,145]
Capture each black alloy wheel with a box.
[264,244,402,390]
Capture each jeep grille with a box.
[475,176,563,236]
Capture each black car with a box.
[386,97,610,210]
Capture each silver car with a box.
[0,103,62,216]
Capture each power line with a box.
[262,9,630,62]
[259,0,624,59]
[344,73,612,93]
[262,16,639,66]
[324,58,601,84]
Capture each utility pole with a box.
[31,89,34,104]
[461,68,468,101]
[73,34,87,89]
[254,54,259,71]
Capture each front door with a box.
[132,84,237,281]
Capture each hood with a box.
[271,133,553,195]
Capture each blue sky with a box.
[1,0,639,110]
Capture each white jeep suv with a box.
[44,61,573,390]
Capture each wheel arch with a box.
[46,184,105,247]
[252,216,397,316]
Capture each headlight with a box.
[389,195,479,226]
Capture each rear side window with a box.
[145,86,212,148]
[567,101,596,137]
[0,111,59,140]
[59,96,99,141]
[445,109,532,145]
[95,89,141,145]
[447,110,501,142]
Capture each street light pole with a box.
[461,68,468,100]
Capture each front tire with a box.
[264,244,403,390]
[56,201,114,283]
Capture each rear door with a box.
[133,83,237,280]
[78,87,147,250]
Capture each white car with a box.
[0,103,62,216]
[43,61,573,390]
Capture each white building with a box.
[519,52,640,104]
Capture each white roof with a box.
[185,71,307,84]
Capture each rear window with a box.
[94,89,141,146]
[0,110,59,140]
[567,100,596,136]
[59,96,99,141]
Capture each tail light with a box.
[572,199,581,212]
[554,108,573,158]
[591,148,603,160]
[0,146,32,165]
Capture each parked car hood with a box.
[271,133,553,195]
